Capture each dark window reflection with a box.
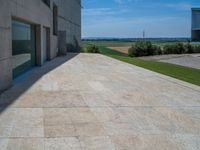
[12,20,35,78]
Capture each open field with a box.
[82,40,191,54]
[82,41,133,47]
[108,46,131,54]
[82,41,132,54]
[81,39,190,48]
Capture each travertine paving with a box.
[0,53,200,150]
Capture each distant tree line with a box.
[82,38,190,43]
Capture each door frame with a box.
[35,25,51,66]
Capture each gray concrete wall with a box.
[56,0,81,52]
[0,0,81,92]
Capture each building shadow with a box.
[0,53,78,114]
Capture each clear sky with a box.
[82,0,200,38]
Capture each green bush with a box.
[184,42,194,53]
[152,45,163,55]
[80,47,86,53]
[163,43,185,54]
[86,45,100,53]
[193,45,200,53]
[128,41,161,57]
[163,43,200,54]
[128,45,138,57]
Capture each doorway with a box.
[43,27,50,63]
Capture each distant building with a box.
[192,8,200,41]
[0,0,81,92]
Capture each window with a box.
[12,20,36,78]
[53,4,58,35]
[42,0,50,7]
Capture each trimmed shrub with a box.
[145,41,154,56]
[80,46,87,53]
[152,45,162,55]
[163,43,185,54]
[128,45,138,57]
[86,45,100,53]
[129,42,200,57]
[163,43,200,54]
[193,45,200,53]
[184,42,194,53]
[128,41,161,57]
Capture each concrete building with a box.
[0,0,81,92]
[192,8,200,41]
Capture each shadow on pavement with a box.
[0,53,78,114]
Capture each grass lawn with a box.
[98,46,200,86]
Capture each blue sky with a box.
[82,0,200,38]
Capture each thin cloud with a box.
[113,0,141,4]
[83,8,115,16]
[162,2,192,10]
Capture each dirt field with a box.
[108,46,131,54]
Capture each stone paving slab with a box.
[0,53,200,150]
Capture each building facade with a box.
[0,0,81,92]
[192,8,200,41]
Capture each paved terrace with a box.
[0,53,200,150]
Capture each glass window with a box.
[12,20,36,78]
[192,11,200,29]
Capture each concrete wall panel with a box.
[57,0,81,52]
[0,28,12,60]
[0,1,10,28]
[0,59,12,93]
